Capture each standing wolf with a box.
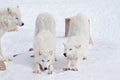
[33,13,56,74]
[63,13,90,71]
[0,6,24,61]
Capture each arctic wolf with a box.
[63,13,90,71]
[0,6,24,61]
[33,13,56,74]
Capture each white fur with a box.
[35,13,56,37]
[34,13,56,74]
[0,6,24,61]
[63,13,90,71]
[68,13,90,39]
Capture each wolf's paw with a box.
[63,67,78,71]
[63,67,71,71]
[48,71,53,74]
[0,58,12,62]
[70,67,78,71]
[33,69,41,74]
[5,58,12,62]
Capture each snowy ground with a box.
[0,0,120,80]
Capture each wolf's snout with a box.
[44,67,48,70]
[20,23,24,26]
[63,53,67,57]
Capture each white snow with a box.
[0,0,120,80]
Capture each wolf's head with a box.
[37,50,54,71]
[7,6,24,31]
[63,43,81,60]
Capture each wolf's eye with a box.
[39,51,42,55]
[47,60,50,62]
[69,48,72,50]
[64,49,67,51]
[41,60,44,62]
[16,17,18,19]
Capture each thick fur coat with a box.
[0,6,24,61]
[34,13,56,74]
[63,13,90,71]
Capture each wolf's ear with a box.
[75,45,81,49]
[7,7,12,14]
[16,6,19,8]
[49,51,53,56]
[7,8,10,13]
[39,51,42,56]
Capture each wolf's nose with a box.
[44,67,48,70]
[21,23,24,26]
[63,53,67,57]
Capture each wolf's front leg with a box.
[48,65,54,74]
[0,42,4,61]
[63,59,72,71]
[63,59,79,71]
[0,56,12,62]
[69,59,79,71]
[0,43,12,62]
[33,63,42,74]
